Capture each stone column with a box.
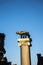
[16,31,32,65]
[18,38,31,65]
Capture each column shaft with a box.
[20,45,31,65]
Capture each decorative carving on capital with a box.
[18,42,31,46]
[18,38,31,46]
[18,38,31,42]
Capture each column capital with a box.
[17,38,31,46]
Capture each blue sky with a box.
[0,0,43,65]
